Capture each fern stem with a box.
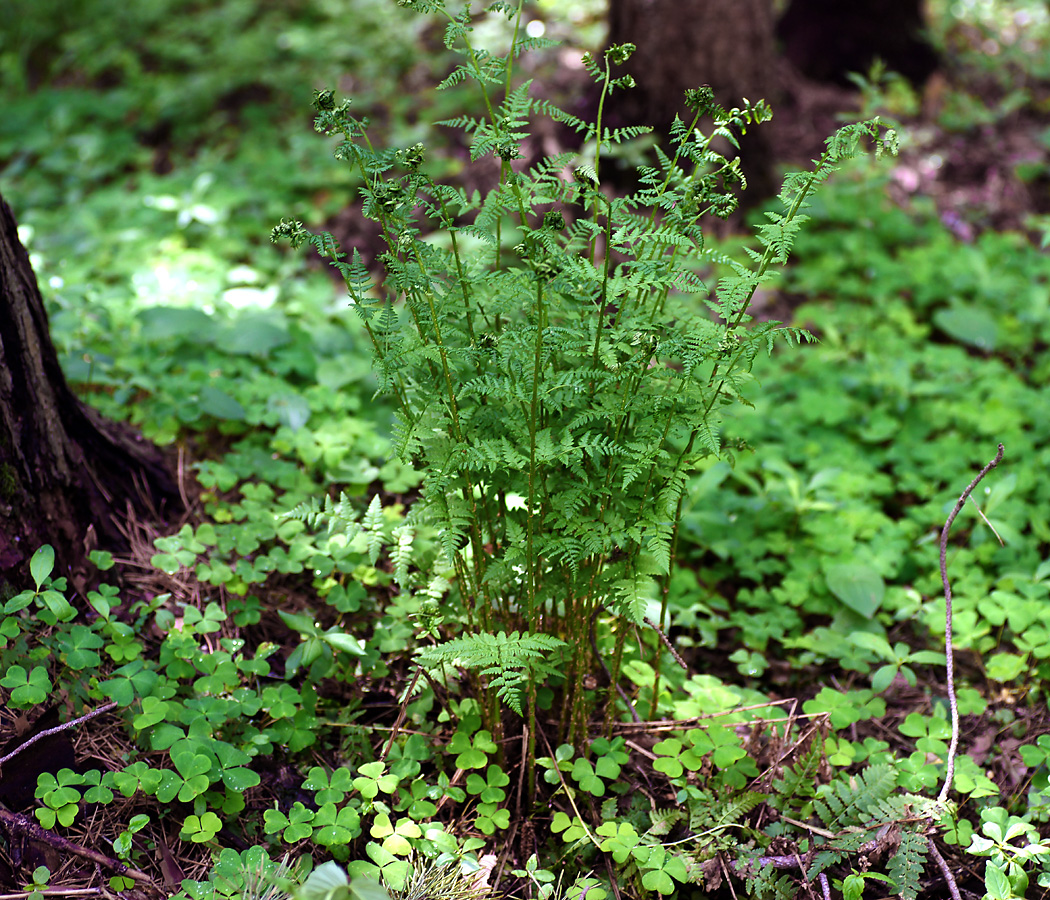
[526,671,537,809]
[590,55,612,253]
[525,277,546,632]
[602,623,630,735]
[649,494,686,721]
[437,192,480,347]
[693,161,828,448]
[589,192,615,382]
[503,0,525,101]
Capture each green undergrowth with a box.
[3,1,1050,900]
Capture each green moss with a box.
[0,462,18,502]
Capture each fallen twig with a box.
[0,891,105,898]
[927,837,963,900]
[0,702,118,769]
[0,807,151,884]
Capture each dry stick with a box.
[927,837,964,900]
[608,698,812,734]
[0,892,106,899]
[379,666,423,763]
[642,616,688,671]
[0,807,150,884]
[937,443,1003,807]
[924,443,1003,900]
[536,730,602,851]
[729,444,1005,898]
[818,873,831,900]
[0,702,118,769]
[598,445,1004,897]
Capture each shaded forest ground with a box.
[2,2,1050,899]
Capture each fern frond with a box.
[416,631,566,715]
[886,829,927,900]
[602,125,653,145]
[280,491,360,534]
[511,35,559,56]
[743,858,796,900]
[813,764,897,830]
[391,523,415,589]
[647,808,685,836]
[609,575,657,625]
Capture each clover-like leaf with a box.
[0,665,52,707]
[180,812,223,843]
[353,761,399,799]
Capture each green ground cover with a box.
[2,2,1050,899]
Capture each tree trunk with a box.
[606,0,779,202]
[776,0,937,87]
[0,193,181,584]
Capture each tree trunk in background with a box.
[605,0,940,205]
[776,0,937,87]
[0,193,181,585]
[606,0,779,203]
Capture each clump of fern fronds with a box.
[274,0,898,761]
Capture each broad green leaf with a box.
[221,313,291,355]
[322,631,367,656]
[871,664,899,694]
[138,306,213,341]
[933,303,998,351]
[986,652,1027,682]
[641,868,675,895]
[984,860,1009,899]
[825,563,885,618]
[848,631,895,660]
[198,385,246,421]
[221,767,261,791]
[30,545,55,589]
[299,861,348,899]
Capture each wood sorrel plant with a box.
[273,0,896,789]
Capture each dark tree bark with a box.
[605,0,940,205]
[777,0,938,87]
[607,0,779,133]
[0,193,181,584]
[606,0,780,203]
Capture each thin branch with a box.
[379,666,422,763]
[643,616,688,670]
[818,873,831,900]
[537,731,602,850]
[608,698,802,733]
[0,702,118,768]
[927,838,963,900]
[0,892,105,899]
[937,443,1003,807]
[0,807,150,883]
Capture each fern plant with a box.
[768,761,939,900]
[274,0,896,791]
